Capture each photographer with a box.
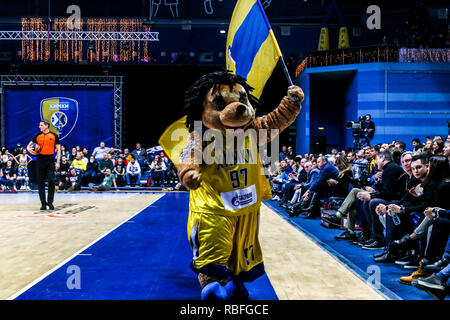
[362,114,375,146]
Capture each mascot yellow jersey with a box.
[181,133,272,216]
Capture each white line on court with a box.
[7,192,166,300]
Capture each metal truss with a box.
[0,75,123,148]
[0,31,159,41]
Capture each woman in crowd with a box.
[83,155,99,186]
[60,145,70,160]
[69,147,78,162]
[12,148,32,190]
[432,138,444,156]
[327,155,354,198]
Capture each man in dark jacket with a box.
[356,150,407,249]
[373,152,425,262]
[285,161,320,216]
[301,155,339,218]
[132,143,148,169]
[362,114,375,146]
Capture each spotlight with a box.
[219,30,226,34]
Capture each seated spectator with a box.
[412,138,421,152]
[444,140,450,164]
[286,146,295,160]
[271,160,291,199]
[300,155,339,219]
[372,152,425,263]
[83,156,100,186]
[326,155,354,198]
[60,167,82,191]
[82,147,91,161]
[356,150,407,250]
[392,149,402,165]
[89,168,118,191]
[0,148,13,169]
[109,147,121,160]
[285,161,320,216]
[279,145,287,161]
[60,145,70,160]
[56,155,71,186]
[115,153,128,167]
[149,155,167,187]
[423,140,433,153]
[395,141,406,153]
[386,156,449,285]
[0,160,17,192]
[352,150,369,182]
[126,156,142,186]
[432,137,444,156]
[114,157,126,187]
[71,152,87,172]
[279,157,308,206]
[92,141,111,162]
[69,147,78,162]
[347,151,356,164]
[132,143,148,169]
[98,153,114,180]
[331,148,338,157]
[333,151,405,243]
[123,148,132,163]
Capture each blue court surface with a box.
[13,192,277,300]
[264,201,443,301]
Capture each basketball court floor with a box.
[1,190,389,300]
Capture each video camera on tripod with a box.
[346,116,368,149]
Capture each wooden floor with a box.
[259,203,384,300]
[0,192,384,300]
[0,192,163,300]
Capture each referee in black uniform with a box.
[27,120,61,210]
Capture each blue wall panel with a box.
[296,63,450,154]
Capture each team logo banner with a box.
[40,97,79,140]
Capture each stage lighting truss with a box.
[0,30,159,42]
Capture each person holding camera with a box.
[362,114,375,146]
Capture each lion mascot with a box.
[178,70,304,300]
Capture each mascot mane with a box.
[183,70,259,132]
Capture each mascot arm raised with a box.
[178,130,203,190]
[251,85,304,145]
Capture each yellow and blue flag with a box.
[159,0,282,166]
[226,0,282,99]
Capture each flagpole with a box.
[267,29,298,101]
[279,55,293,86]
[276,42,299,102]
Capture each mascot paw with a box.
[201,281,232,300]
[287,85,304,103]
[183,170,202,190]
[224,280,249,301]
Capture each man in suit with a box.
[301,155,339,218]
[356,150,407,249]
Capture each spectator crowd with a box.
[0,141,180,192]
[2,133,450,298]
[268,135,450,299]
